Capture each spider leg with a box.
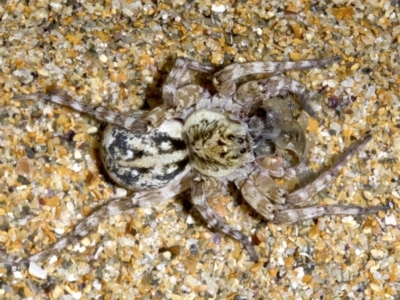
[272,135,388,222]
[239,170,385,224]
[241,136,387,223]
[236,76,315,116]
[12,90,149,133]
[240,176,278,219]
[6,197,136,267]
[273,205,386,223]
[213,56,341,98]
[191,174,258,261]
[162,58,214,109]
[1,170,192,267]
[285,135,371,206]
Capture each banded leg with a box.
[274,204,386,223]
[162,58,215,109]
[240,176,277,220]
[213,56,341,98]
[191,174,258,261]
[7,197,136,267]
[286,135,372,206]
[12,90,148,133]
[236,76,315,116]
[1,171,192,267]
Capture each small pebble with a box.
[74,149,82,160]
[13,271,22,279]
[28,263,47,279]
[385,214,397,225]
[340,78,355,87]
[54,227,65,235]
[211,4,226,12]
[87,126,98,134]
[71,162,82,172]
[99,54,108,63]
[115,187,127,197]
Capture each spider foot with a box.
[241,238,259,262]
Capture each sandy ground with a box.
[0,0,399,299]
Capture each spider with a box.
[7,56,384,266]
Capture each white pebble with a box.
[340,78,354,87]
[365,85,376,99]
[342,216,354,223]
[94,246,104,259]
[162,251,172,260]
[93,279,102,290]
[87,126,98,134]
[66,201,75,213]
[115,187,127,197]
[81,237,91,247]
[49,2,62,11]
[211,4,226,12]
[323,79,337,88]
[29,262,47,279]
[186,215,195,225]
[144,76,154,84]
[370,249,385,260]
[385,214,397,226]
[13,271,22,279]
[111,0,120,9]
[71,162,82,172]
[54,227,65,235]
[37,68,49,77]
[43,105,53,115]
[295,267,305,279]
[99,54,108,63]
[392,190,400,198]
[74,149,82,160]
[71,292,82,300]
[49,255,58,265]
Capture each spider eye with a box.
[238,137,244,144]
[240,148,246,154]
[228,134,235,140]
[232,154,238,159]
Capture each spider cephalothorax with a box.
[184,109,254,177]
[7,56,385,267]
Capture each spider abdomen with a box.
[101,119,189,191]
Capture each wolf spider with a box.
[7,56,384,266]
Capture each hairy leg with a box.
[191,174,258,261]
[273,204,386,223]
[12,90,149,133]
[236,76,316,116]
[213,56,341,98]
[285,135,372,206]
[162,58,214,109]
[1,171,192,267]
[240,176,277,220]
